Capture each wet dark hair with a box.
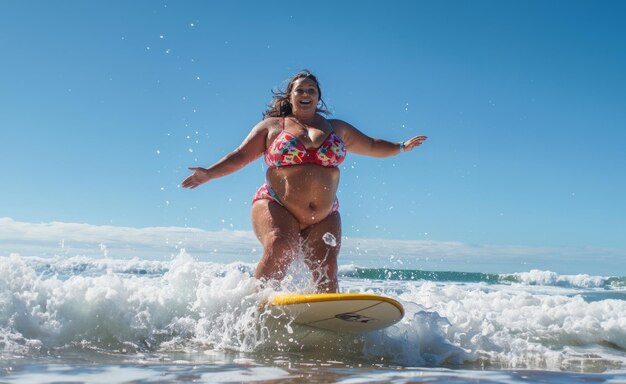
[264,70,330,118]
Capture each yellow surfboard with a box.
[267,293,404,333]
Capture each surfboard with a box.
[267,293,404,333]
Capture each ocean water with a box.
[1,252,625,383]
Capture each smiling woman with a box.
[181,70,427,292]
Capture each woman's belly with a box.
[266,164,340,227]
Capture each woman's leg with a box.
[251,199,301,285]
[301,211,342,293]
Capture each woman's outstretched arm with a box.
[181,119,272,189]
[331,119,427,158]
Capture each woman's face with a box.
[289,77,320,114]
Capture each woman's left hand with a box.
[403,135,428,152]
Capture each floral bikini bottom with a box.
[252,183,339,213]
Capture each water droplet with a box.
[322,232,337,247]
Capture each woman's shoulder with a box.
[252,117,283,143]
[252,116,282,131]
[261,116,284,124]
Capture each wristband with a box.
[399,141,406,153]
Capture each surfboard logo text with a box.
[335,313,376,324]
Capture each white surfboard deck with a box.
[267,293,404,333]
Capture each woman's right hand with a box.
[181,167,211,189]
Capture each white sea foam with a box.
[403,281,626,369]
[337,263,358,274]
[362,303,470,366]
[0,252,262,355]
[1,253,625,372]
[507,269,608,288]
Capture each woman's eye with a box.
[293,88,316,96]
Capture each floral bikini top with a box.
[265,118,347,168]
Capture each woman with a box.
[181,70,427,293]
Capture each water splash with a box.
[322,232,337,247]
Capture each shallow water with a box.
[3,354,626,383]
[1,252,625,383]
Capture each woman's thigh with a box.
[300,211,341,291]
[251,200,301,280]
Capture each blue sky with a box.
[1,1,625,265]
